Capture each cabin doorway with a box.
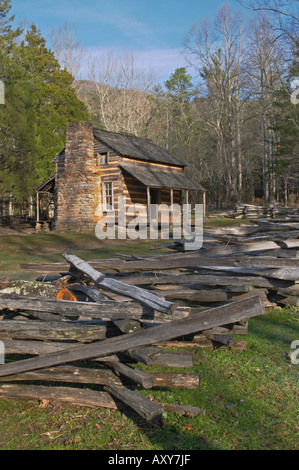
[150,188,159,205]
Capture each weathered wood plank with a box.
[112,319,144,334]
[0,296,265,378]
[0,384,118,409]
[20,310,73,323]
[62,253,106,285]
[159,338,247,351]
[0,294,189,321]
[149,286,268,303]
[277,239,299,249]
[108,362,155,389]
[126,346,194,367]
[197,266,299,281]
[0,365,199,389]
[197,240,280,257]
[2,339,82,356]
[104,385,163,423]
[202,329,237,346]
[0,365,123,386]
[150,373,200,389]
[2,339,120,362]
[68,284,111,302]
[0,319,112,342]
[62,253,175,314]
[113,272,294,289]
[20,252,299,274]
[2,339,196,366]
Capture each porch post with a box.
[36,191,40,222]
[147,186,151,220]
[185,190,189,209]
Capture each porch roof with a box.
[119,164,206,192]
[36,174,55,193]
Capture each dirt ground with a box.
[0,223,36,235]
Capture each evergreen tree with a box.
[0,0,35,204]
[0,50,39,203]
[0,15,89,209]
[272,47,299,203]
[163,68,198,150]
[0,0,19,47]
[20,25,89,181]
[165,67,195,105]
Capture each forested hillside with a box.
[0,0,298,213]
[73,2,298,208]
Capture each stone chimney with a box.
[55,121,97,231]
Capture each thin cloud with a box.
[80,46,191,84]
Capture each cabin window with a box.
[97,152,109,165]
[103,181,114,211]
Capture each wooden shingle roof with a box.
[93,128,186,167]
[36,174,55,193]
[120,163,206,191]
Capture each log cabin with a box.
[36,121,206,232]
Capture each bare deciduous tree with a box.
[50,22,84,79]
[238,0,299,47]
[183,4,246,202]
[246,13,286,202]
[87,50,157,136]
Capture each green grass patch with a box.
[0,231,170,280]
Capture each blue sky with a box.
[11,0,240,83]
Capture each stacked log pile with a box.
[231,203,299,220]
[0,249,268,422]
[20,217,299,310]
[0,217,297,421]
[232,203,272,219]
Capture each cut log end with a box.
[56,289,78,302]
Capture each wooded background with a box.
[0,0,298,216]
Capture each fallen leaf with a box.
[212,394,223,402]
[273,422,287,430]
[39,399,50,409]
[224,403,236,413]
[183,424,194,431]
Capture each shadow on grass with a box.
[248,313,299,349]
[106,398,219,451]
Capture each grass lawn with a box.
[0,223,298,450]
[0,231,170,280]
